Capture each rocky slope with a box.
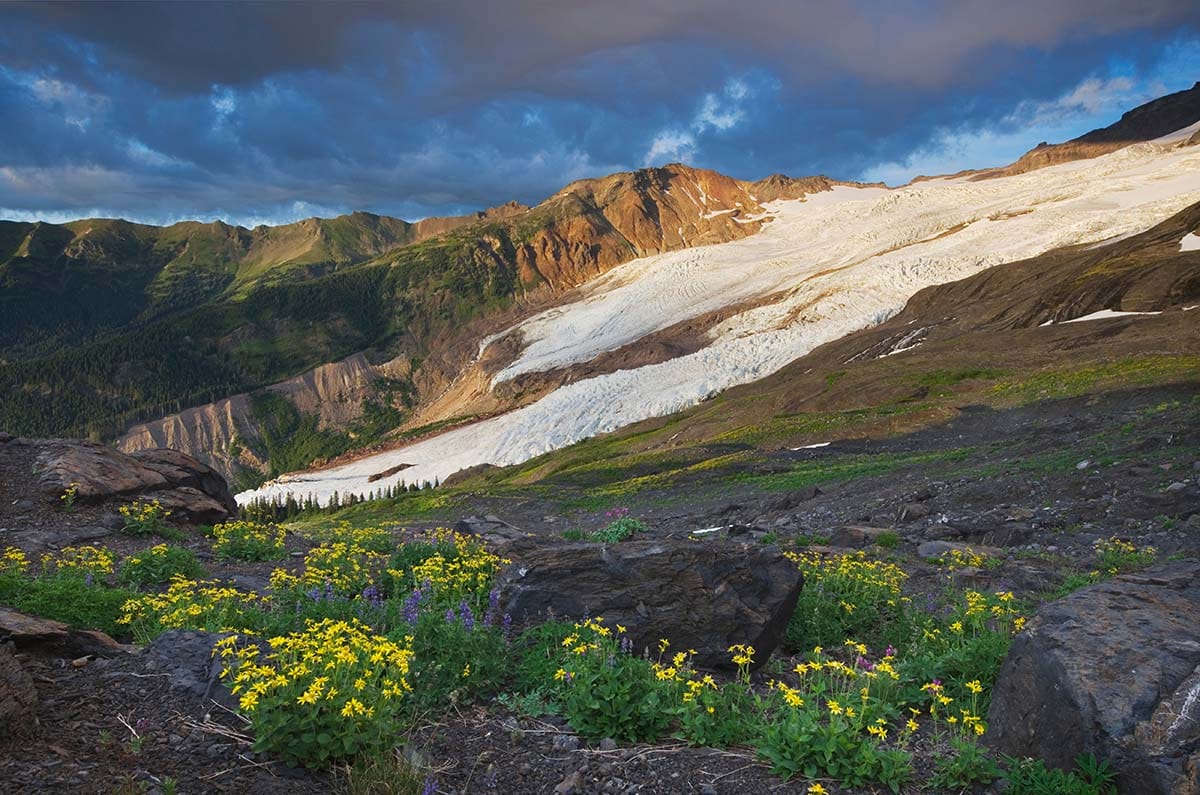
[115,352,414,484]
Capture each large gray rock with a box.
[498,538,803,670]
[987,563,1200,794]
[34,439,237,523]
[143,630,235,706]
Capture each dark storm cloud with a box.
[0,1,1197,225]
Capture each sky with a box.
[1,1,1199,227]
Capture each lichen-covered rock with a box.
[987,563,1200,794]
[498,538,803,670]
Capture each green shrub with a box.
[401,594,509,714]
[757,704,912,792]
[930,737,1002,788]
[875,531,900,549]
[1003,754,1116,795]
[671,646,759,748]
[589,512,647,544]
[784,551,914,652]
[4,572,135,636]
[117,544,205,587]
[513,622,577,698]
[552,618,671,742]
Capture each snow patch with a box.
[1181,232,1200,252]
[881,341,924,357]
[790,442,831,451]
[1050,309,1163,325]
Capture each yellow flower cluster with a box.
[727,644,755,668]
[270,542,384,595]
[786,550,908,597]
[1093,535,1157,577]
[301,522,393,553]
[42,545,115,577]
[218,618,413,732]
[922,679,987,736]
[561,616,609,657]
[118,576,267,639]
[938,548,989,570]
[122,543,170,568]
[0,546,29,576]
[119,499,169,526]
[394,530,507,596]
[211,520,286,560]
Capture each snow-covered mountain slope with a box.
[238,127,1200,505]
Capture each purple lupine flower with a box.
[403,588,423,624]
[444,608,457,624]
[84,572,94,587]
[459,599,475,632]
[420,776,437,795]
[501,613,513,641]
[306,586,322,602]
[483,588,500,626]
[620,636,633,655]
[361,584,384,609]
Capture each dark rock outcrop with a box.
[987,563,1200,794]
[33,438,237,523]
[498,538,803,670]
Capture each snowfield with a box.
[239,133,1200,505]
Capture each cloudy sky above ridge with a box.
[1,0,1199,226]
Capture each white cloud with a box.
[644,130,697,164]
[28,76,109,130]
[643,77,755,165]
[211,86,237,119]
[126,139,191,169]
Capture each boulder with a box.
[142,630,235,706]
[0,643,38,739]
[897,502,932,522]
[987,563,1200,794]
[829,525,895,549]
[498,538,803,670]
[34,438,237,522]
